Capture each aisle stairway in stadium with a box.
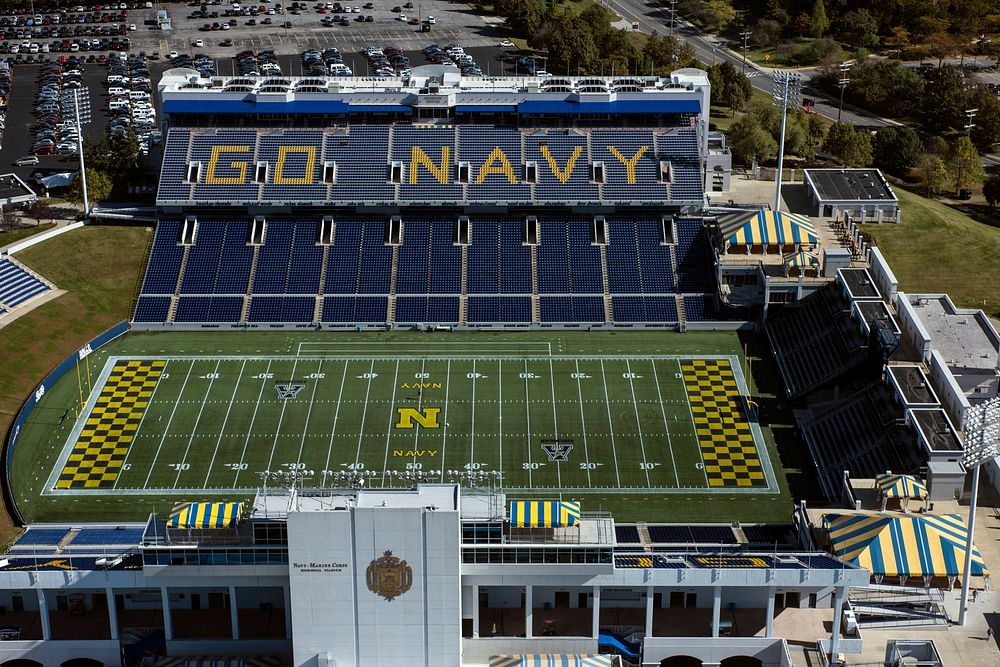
[132,216,749,328]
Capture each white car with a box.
[129,23,137,30]
[497,39,514,47]
[425,15,435,24]
[169,50,179,59]
[193,39,205,47]
[397,13,407,20]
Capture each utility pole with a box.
[740,31,752,74]
[965,107,978,136]
[772,72,801,212]
[837,61,853,123]
[668,0,677,38]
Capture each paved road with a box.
[601,0,892,129]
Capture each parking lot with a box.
[137,0,506,57]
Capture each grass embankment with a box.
[861,188,1000,317]
[0,225,150,542]
[0,223,56,248]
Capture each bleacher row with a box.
[800,386,921,500]
[0,257,51,314]
[156,125,703,204]
[132,216,735,326]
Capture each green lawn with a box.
[0,225,150,543]
[0,223,56,248]
[12,329,794,525]
[861,189,1000,317]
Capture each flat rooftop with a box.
[806,168,896,202]
[908,295,1000,372]
[888,365,939,406]
[910,408,963,452]
[856,300,899,334]
[840,268,881,299]
[0,173,35,202]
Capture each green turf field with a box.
[12,330,793,523]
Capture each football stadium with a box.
[0,61,995,667]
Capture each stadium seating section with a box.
[133,214,740,326]
[156,124,703,206]
[0,258,51,312]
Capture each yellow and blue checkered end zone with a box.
[681,359,766,488]
[56,360,164,489]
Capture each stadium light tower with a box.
[957,396,1000,626]
[771,71,801,212]
[74,90,89,216]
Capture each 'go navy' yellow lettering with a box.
[274,146,317,184]
[205,145,251,184]
[410,146,450,184]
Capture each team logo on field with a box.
[275,382,305,400]
[395,407,441,429]
[366,550,412,601]
[541,441,574,461]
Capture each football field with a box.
[44,340,777,496]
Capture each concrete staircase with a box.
[459,245,468,325]
[387,245,399,324]
[676,294,687,332]
[313,244,330,323]
[530,244,540,323]
[239,245,261,323]
[599,244,613,323]
[165,245,190,324]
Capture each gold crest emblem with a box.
[366,550,412,601]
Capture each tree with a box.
[823,122,873,167]
[27,199,54,225]
[872,127,924,174]
[0,205,17,232]
[918,154,949,196]
[535,17,598,74]
[68,168,113,207]
[701,0,737,33]
[724,72,752,115]
[921,66,969,133]
[949,135,985,193]
[497,0,545,38]
[984,174,1000,207]
[839,9,879,49]
[810,0,830,38]
[730,115,777,165]
[925,32,959,66]
[752,19,783,49]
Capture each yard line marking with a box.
[651,359,681,487]
[379,360,401,486]
[498,359,503,485]
[202,358,247,486]
[114,359,169,490]
[411,358,426,472]
[294,359,325,466]
[599,359,622,487]
[232,359,274,488]
[265,357,301,473]
[353,360,376,467]
[679,359,710,487]
[172,360,222,488]
[523,358,533,488]
[143,360,195,489]
[469,359,476,471]
[548,358,561,491]
[322,359,349,476]
[438,359,452,482]
[573,359,593,488]
[625,359,651,488]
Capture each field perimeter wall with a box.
[1,320,130,525]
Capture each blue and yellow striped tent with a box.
[718,210,818,248]
[489,656,613,667]
[822,512,989,578]
[510,501,581,528]
[876,473,928,500]
[784,251,820,269]
[167,502,243,529]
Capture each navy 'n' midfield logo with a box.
[275,382,305,400]
[541,441,574,461]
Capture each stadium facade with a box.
[0,63,996,667]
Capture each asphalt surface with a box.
[0,63,110,188]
